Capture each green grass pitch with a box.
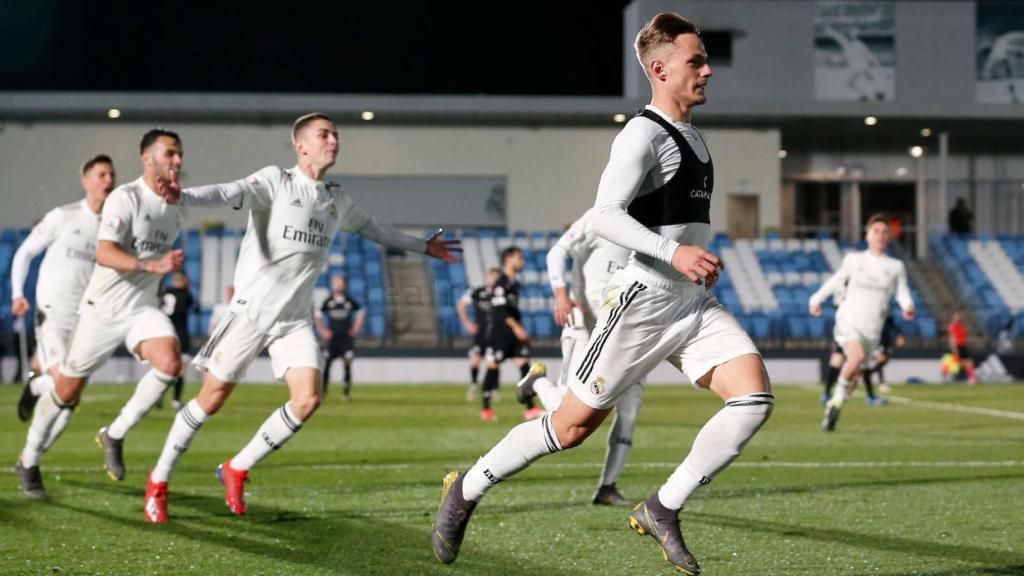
[2,382,1023,575]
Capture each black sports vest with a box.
[626,109,714,227]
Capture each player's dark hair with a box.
[635,12,701,69]
[292,112,334,141]
[865,213,890,228]
[139,129,181,155]
[500,247,522,264]
[81,154,113,175]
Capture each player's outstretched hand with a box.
[11,296,29,318]
[156,169,182,204]
[671,245,722,285]
[809,303,823,317]
[426,230,462,263]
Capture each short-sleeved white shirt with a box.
[81,177,185,317]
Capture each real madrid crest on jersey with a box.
[590,376,605,395]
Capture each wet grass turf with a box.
[1,382,1023,575]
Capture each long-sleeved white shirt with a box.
[547,208,630,314]
[809,251,914,338]
[182,165,427,336]
[591,105,712,285]
[10,199,100,319]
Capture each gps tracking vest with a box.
[627,109,714,227]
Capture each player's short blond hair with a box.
[292,112,334,141]
[634,12,701,72]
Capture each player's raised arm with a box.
[176,167,277,210]
[352,213,462,263]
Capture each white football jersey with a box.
[810,251,913,338]
[548,208,630,314]
[11,199,100,319]
[219,166,371,337]
[81,177,185,317]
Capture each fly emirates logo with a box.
[283,218,331,247]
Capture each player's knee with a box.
[290,393,321,420]
[154,356,183,377]
[54,376,84,405]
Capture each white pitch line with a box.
[887,395,1024,421]
[38,460,1024,475]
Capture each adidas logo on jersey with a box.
[290,198,303,208]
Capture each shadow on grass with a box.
[689,510,1024,570]
[873,566,1024,576]
[698,469,1024,501]
[43,478,593,576]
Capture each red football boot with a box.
[217,459,250,515]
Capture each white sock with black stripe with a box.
[533,376,563,412]
[107,369,176,440]
[461,413,562,502]
[30,373,54,396]
[151,399,209,483]
[231,403,303,471]
[21,390,74,467]
[658,392,774,510]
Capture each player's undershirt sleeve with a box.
[809,254,853,308]
[591,123,680,265]
[10,208,62,300]
[894,262,914,311]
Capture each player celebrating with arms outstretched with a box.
[142,113,461,523]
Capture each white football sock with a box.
[462,413,562,502]
[832,376,851,406]
[151,399,209,483]
[600,383,643,486]
[658,393,774,510]
[30,373,54,396]
[106,369,175,440]
[42,406,74,451]
[231,403,303,471]
[21,391,73,467]
[533,376,564,412]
